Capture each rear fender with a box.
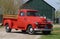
[4,20,12,28]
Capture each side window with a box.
[20,12,25,16]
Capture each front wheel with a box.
[5,24,11,32]
[26,25,34,35]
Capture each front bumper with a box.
[34,28,53,32]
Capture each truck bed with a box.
[3,14,18,19]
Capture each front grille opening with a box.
[37,24,46,28]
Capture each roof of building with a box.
[21,0,55,10]
[43,0,55,10]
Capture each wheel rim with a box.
[30,28,33,32]
[5,24,11,32]
[28,26,34,34]
[6,25,9,29]
[6,26,9,30]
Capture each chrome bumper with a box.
[34,28,53,32]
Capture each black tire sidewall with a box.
[27,26,34,34]
[5,24,11,32]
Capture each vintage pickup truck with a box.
[3,9,53,34]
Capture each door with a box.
[18,12,26,29]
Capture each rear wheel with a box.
[26,25,34,35]
[5,24,11,32]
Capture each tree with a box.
[0,0,22,15]
[55,10,60,18]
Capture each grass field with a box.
[40,27,60,39]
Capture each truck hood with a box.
[27,16,46,23]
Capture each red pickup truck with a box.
[3,9,53,34]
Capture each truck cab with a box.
[3,9,53,34]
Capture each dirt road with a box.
[0,27,41,39]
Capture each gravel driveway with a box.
[0,27,41,39]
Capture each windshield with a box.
[27,11,40,16]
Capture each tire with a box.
[26,25,34,35]
[42,31,51,35]
[5,24,11,32]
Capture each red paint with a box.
[3,9,53,31]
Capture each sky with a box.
[44,0,60,10]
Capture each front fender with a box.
[25,22,36,30]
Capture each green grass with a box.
[40,28,60,39]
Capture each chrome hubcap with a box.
[7,26,9,29]
[30,28,33,32]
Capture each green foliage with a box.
[55,10,60,18]
[0,0,21,15]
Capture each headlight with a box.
[35,22,38,25]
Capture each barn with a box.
[20,0,55,22]
[0,0,55,23]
